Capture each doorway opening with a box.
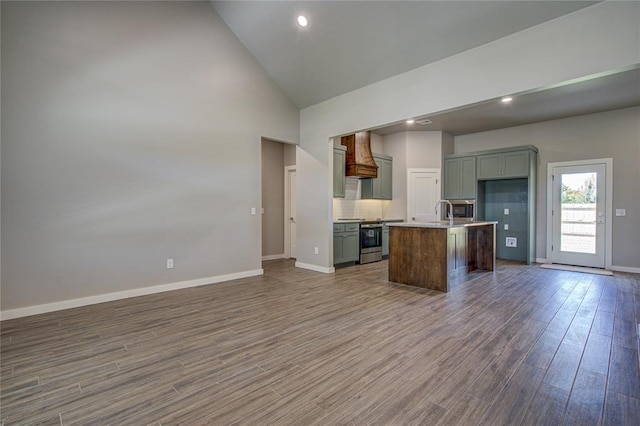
[261,138,297,262]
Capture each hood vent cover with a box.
[341,131,378,178]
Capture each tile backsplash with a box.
[333,177,383,220]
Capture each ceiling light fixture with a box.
[406,119,415,124]
[501,96,513,103]
[297,15,308,27]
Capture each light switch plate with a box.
[504,208,510,215]
[504,224,509,230]
[616,209,626,216]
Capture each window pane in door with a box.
[560,172,597,254]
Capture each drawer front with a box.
[345,223,360,232]
[333,224,345,233]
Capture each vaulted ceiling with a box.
[212,1,640,135]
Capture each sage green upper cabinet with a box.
[444,156,476,199]
[477,149,530,180]
[361,153,392,200]
[333,145,346,198]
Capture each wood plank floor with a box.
[1,259,639,425]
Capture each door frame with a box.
[407,168,441,222]
[546,158,613,269]
[284,165,296,259]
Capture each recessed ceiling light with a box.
[501,96,513,103]
[406,119,415,124]
[297,15,308,27]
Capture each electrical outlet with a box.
[251,207,256,215]
[504,224,509,230]
[616,209,626,216]
[166,258,174,269]
[506,237,517,248]
[314,247,319,255]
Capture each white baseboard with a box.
[611,265,640,274]
[0,269,264,321]
[535,258,548,264]
[295,261,335,274]
[262,254,285,261]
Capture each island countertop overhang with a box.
[387,221,498,229]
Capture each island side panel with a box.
[469,223,496,272]
[481,223,496,271]
[388,226,448,292]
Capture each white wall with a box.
[296,1,640,271]
[381,132,408,220]
[455,106,640,269]
[379,131,453,220]
[284,144,296,168]
[1,1,299,315]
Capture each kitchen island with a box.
[387,221,496,292]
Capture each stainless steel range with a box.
[360,222,383,264]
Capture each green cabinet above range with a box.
[361,153,392,200]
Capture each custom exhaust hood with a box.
[340,131,378,178]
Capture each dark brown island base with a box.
[387,221,497,292]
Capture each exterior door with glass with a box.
[549,162,607,268]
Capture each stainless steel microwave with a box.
[446,200,475,220]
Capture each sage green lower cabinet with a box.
[333,146,347,198]
[361,153,392,200]
[382,226,390,257]
[382,220,403,258]
[333,223,360,265]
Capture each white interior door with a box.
[549,162,607,268]
[285,167,297,259]
[407,169,441,223]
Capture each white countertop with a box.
[333,218,406,224]
[387,221,497,229]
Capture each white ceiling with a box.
[211,1,598,109]
[211,1,639,136]
[372,66,640,136]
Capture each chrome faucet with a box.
[434,200,454,225]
